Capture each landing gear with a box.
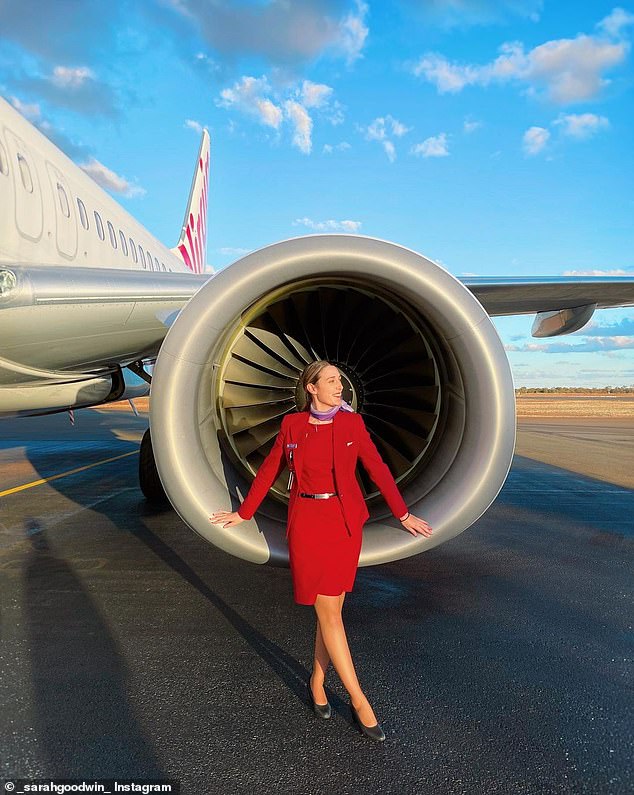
[139,428,168,503]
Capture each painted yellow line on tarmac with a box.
[0,450,139,497]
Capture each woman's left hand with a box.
[209,510,245,528]
[400,513,433,538]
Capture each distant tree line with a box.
[515,386,634,394]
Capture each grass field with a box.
[109,394,634,419]
[516,394,634,418]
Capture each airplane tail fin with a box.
[171,129,211,274]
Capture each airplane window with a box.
[129,238,138,263]
[17,154,33,193]
[119,231,128,256]
[94,211,105,241]
[0,141,8,175]
[77,198,89,229]
[107,221,117,249]
[56,183,70,218]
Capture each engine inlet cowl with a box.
[150,235,516,566]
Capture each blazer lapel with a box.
[332,408,351,488]
[290,411,312,485]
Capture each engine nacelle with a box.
[150,235,516,565]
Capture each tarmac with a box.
[0,404,632,794]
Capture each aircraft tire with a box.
[139,428,169,503]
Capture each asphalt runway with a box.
[0,406,632,794]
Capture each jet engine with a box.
[149,235,516,566]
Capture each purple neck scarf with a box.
[309,398,354,421]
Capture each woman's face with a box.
[308,365,343,408]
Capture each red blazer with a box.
[237,409,408,537]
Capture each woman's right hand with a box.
[209,510,245,528]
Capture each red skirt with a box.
[288,495,363,605]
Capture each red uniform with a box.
[238,409,408,605]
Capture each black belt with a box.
[299,492,338,499]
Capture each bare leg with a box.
[310,591,346,705]
[313,591,378,726]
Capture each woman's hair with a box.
[298,360,332,411]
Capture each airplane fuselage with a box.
[0,96,209,414]
[0,98,185,273]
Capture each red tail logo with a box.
[178,149,209,274]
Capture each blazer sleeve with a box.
[237,416,288,520]
[356,413,408,520]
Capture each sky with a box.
[1,0,633,387]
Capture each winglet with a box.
[171,129,211,274]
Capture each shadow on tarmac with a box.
[22,520,167,777]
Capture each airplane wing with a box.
[462,275,634,337]
[462,275,634,315]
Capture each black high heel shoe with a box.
[308,678,332,719]
[349,702,386,741]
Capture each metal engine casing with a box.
[150,235,516,565]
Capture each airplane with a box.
[2,93,633,568]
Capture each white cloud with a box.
[218,76,283,129]
[323,141,351,153]
[294,217,362,232]
[257,98,284,129]
[300,80,333,109]
[411,11,632,104]
[337,0,369,64]
[382,140,396,162]
[51,65,93,88]
[572,318,634,336]
[463,118,482,133]
[522,126,550,155]
[554,112,609,139]
[411,132,449,157]
[80,158,145,197]
[597,7,634,39]
[412,53,482,93]
[14,64,118,116]
[507,336,634,353]
[362,115,411,161]
[562,268,629,276]
[218,74,341,153]
[284,100,313,154]
[326,100,345,125]
[365,115,410,140]
[184,119,203,134]
[10,95,41,121]
[526,35,626,103]
[219,247,251,256]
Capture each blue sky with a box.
[1,0,633,386]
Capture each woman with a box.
[210,361,433,741]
